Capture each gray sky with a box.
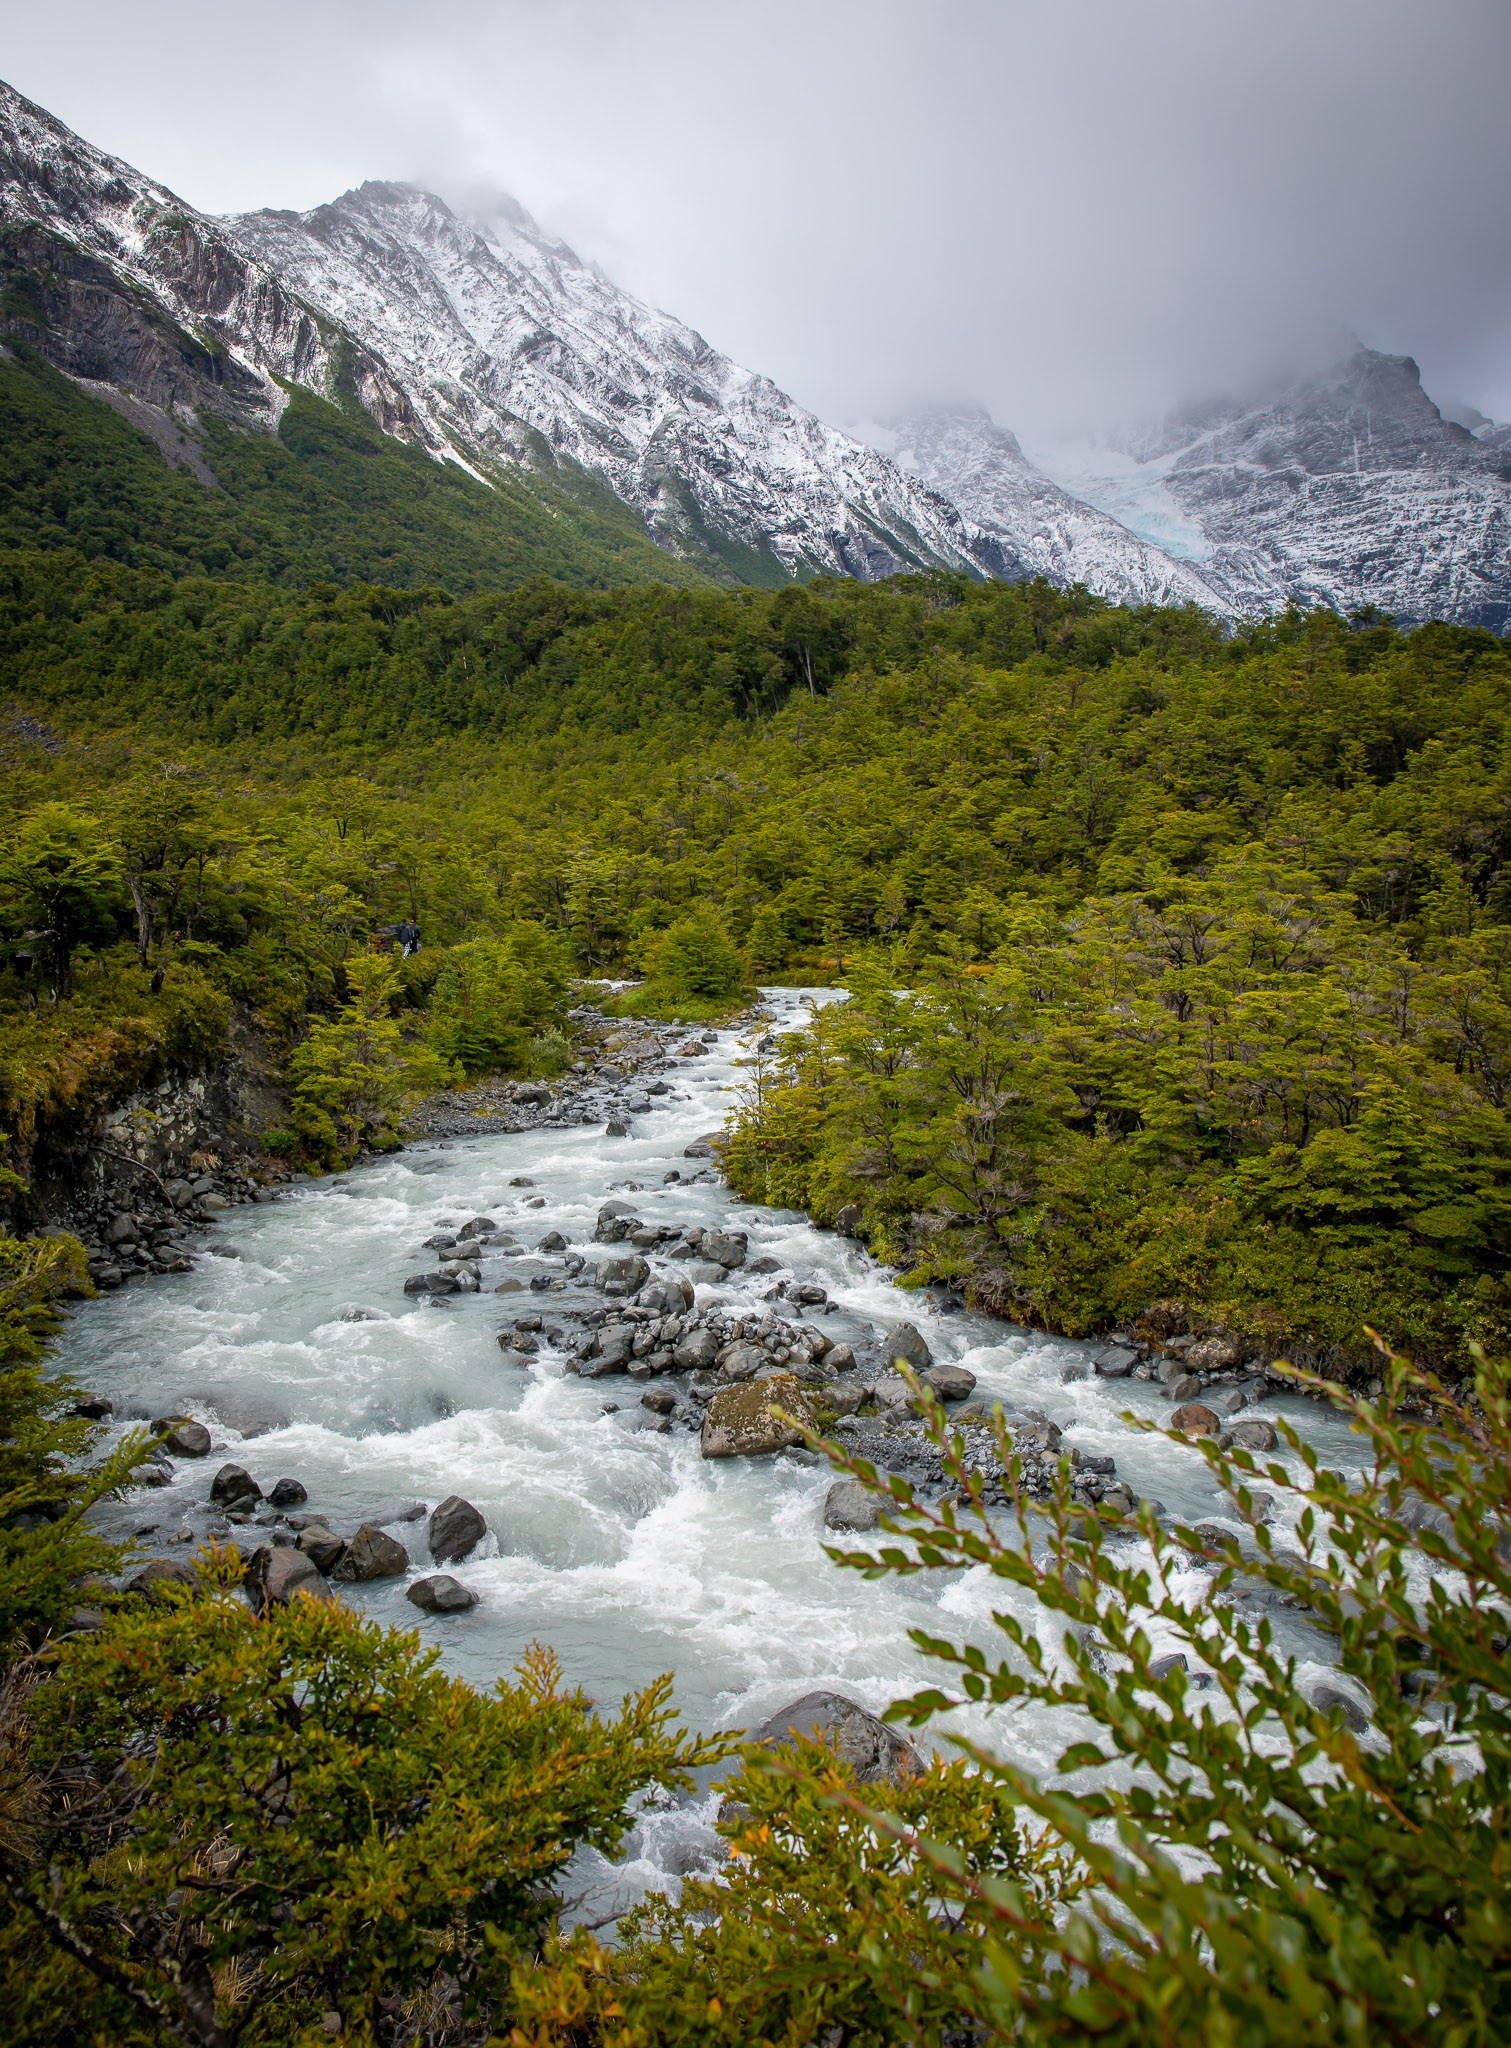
[4,0,1509,437]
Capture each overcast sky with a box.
[4,0,1509,437]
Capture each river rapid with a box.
[56,986,1373,1910]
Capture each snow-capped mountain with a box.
[225,182,999,584]
[1039,351,1511,630]
[0,77,1000,585]
[881,405,1229,614]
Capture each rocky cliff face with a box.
[0,80,424,444]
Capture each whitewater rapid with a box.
[56,987,1371,1910]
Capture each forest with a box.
[1,365,1509,2041]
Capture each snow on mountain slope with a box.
[227,183,1000,584]
[881,405,1228,613]
[1041,351,1511,629]
[0,77,426,443]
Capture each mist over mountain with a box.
[1,71,1508,625]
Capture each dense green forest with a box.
[2,377,1510,2040]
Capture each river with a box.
[55,986,1372,1910]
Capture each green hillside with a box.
[0,341,714,593]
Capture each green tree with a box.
[0,805,121,996]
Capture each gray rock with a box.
[211,1463,262,1508]
[883,1322,932,1370]
[462,1215,498,1235]
[824,1481,881,1532]
[923,1363,977,1402]
[746,1255,782,1275]
[405,1272,459,1296]
[337,1305,386,1322]
[1093,1346,1138,1378]
[596,1255,649,1294]
[826,1378,868,1416]
[833,1204,863,1236]
[1168,1372,1202,1402]
[1304,1680,1369,1733]
[870,1372,914,1409]
[604,1119,630,1137]
[493,1277,525,1293]
[673,1329,720,1371]
[580,1330,635,1377]
[1229,1418,1279,1452]
[407,1574,478,1614]
[752,1690,922,1786]
[639,1275,694,1314]
[154,1418,211,1457]
[269,1477,308,1508]
[825,1343,856,1375]
[245,1546,332,1613]
[297,1527,347,1573]
[686,1263,728,1287]
[332,1525,409,1582]
[429,1494,486,1563]
[537,1231,568,1253]
[703,1231,748,1270]
[1148,1652,1188,1682]
[718,1341,769,1382]
[123,1559,198,1600]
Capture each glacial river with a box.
[56,988,1373,1907]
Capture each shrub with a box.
[4,1579,723,2046]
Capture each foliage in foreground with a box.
[511,1346,1511,2045]
[1,1582,719,2048]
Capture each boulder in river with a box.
[1168,1372,1202,1402]
[923,1363,977,1402]
[824,1481,881,1532]
[717,1341,768,1383]
[884,1322,932,1370]
[701,1376,817,1458]
[1229,1417,1278,1452]
[1303,1678,1368,1733]
[405,1272,459,1296]
[673,1329,719,1371]
[596,1255,649,1295]
[703,1231,748,1270]
[870,1372,914,1410]
[537,1231,568,1253]
[825,1343,856,1375]
[211,1463,262,1509]
[1093,1346,1139,1378]
[1170,1403,1221,1437]
[153,1417,212,1457]
[269,1478,308,1508]
[833,1203,863,1237]
[123,1559,198,1600]
[429,1494,486,1563]
[826,1378,868,1416]
[245,1546,333,1613]
[407,1574,477,1614]
[752,1690,923,1787]
[297,1527,347,1573]
[604,1119,629,1138]
[640,1276,694,1314]
[332,1525,409,1582]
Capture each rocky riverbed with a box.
[51,985,1395,1919]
